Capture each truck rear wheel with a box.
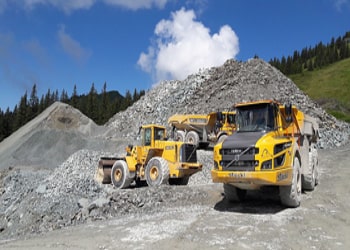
[175,130,186,141]
[302,143,318,191]
[280,157,302,207]
[145,157,170,187]
[185,131,200,148]
[111,160,132,189]
[223,184,246,202]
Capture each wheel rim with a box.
[150,166,159,181]
[114,169,122,182]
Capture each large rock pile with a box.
[106,59,350,148]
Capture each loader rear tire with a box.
[111,160,132,189]
[280,157,302,207]
[145,157,170,187]
[223,184,246,202]
[185,131,200,148]
[175,130,186,142]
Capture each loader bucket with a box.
[95,158,113,184]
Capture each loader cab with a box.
[140,125,166,147]
[235,102,277,133]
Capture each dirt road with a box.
[1,144,349,250]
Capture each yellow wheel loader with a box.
[96,124,202,188]
[211,100,319,207]
[168,111,236,148]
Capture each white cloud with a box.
[102,0,168,10]
[57,25,91,64]
[0,0,169,13]
[137,8,239,81]
[0,0,8,14]
[332,0,350,11]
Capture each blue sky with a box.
[0,0,350,111]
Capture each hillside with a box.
[289,58,350,122]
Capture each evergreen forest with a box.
[0,82,145,142]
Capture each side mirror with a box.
[285,104,293,123]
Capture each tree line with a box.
[0,82,145,142]
[269,31,350,75]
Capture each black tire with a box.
[223,184,246,202]
[176,130,186,141]
[111,160,132,189]
[135,178,147,187]
[169,176,190,186]
[280,157,302,207]
[145,157,170,187]
[302,144,318,191]
[185,131,200,148]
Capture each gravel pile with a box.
[106,59,350,148]
[0,58,349,241]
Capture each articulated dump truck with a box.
[168,111,236,148]
[211,100,319,207]
[96,124,202,188]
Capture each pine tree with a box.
[100,82,110,124]
[29,84,39,118]
[87,83,98,121]
[70,84,78,108]
[15,91,28,129]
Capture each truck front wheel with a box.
[223,184,246,202]
[111,160,132,189]
[280,157,302,207]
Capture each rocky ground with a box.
[0,58,349,249]
[1,144,350,250]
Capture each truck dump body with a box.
[168,111,236,147]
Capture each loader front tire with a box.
[280,157,302,207]
[145,157,170,187]
[111,160,132,189]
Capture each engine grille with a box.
[180,144,198,163]
[221,146,258,171]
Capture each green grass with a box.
[289,58,350,123]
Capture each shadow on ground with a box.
[214,188,286,214]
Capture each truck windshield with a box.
[236,104,275,132]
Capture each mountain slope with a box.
[289,58,350,122]
[0,102,115,170]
